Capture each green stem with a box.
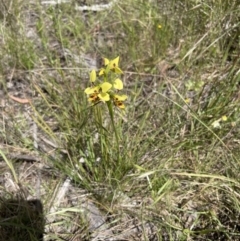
[107,101,119,149]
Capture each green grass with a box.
[0,0,240,240]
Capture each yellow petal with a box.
[98,92,110,101]
[84,86,99,94]
[114,101,125,109]
[118,103,125,109]
[84,87,94,94]
[104,58,110,66]
[114,94,127,101]
[113,78,123,90]
[99,68,105,76]
[109,57,123,73]
[110,56,119,67]
[105,56,123,74]
[100,82,112,93]
[90,70,96,82]
[114,66,123,74]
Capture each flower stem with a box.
[107,101,119,149]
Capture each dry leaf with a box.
[8,94,31,104]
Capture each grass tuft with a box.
[0,0,239,240]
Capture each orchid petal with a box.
[100,82,112,93]
[84,86,99,94]
[98,92,110,101]
[114,94,127,101]
[90,70,96,82]
[104,58,110,66]
[113,79,123,90]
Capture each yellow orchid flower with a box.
[109,56,123,74]
[85,86,100,103]
[98,82,112,101]
[99,57,123,76]
[84,82,112,103]
[104,56,123,74]
[113,94,127,109]
[85,56,127,109]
